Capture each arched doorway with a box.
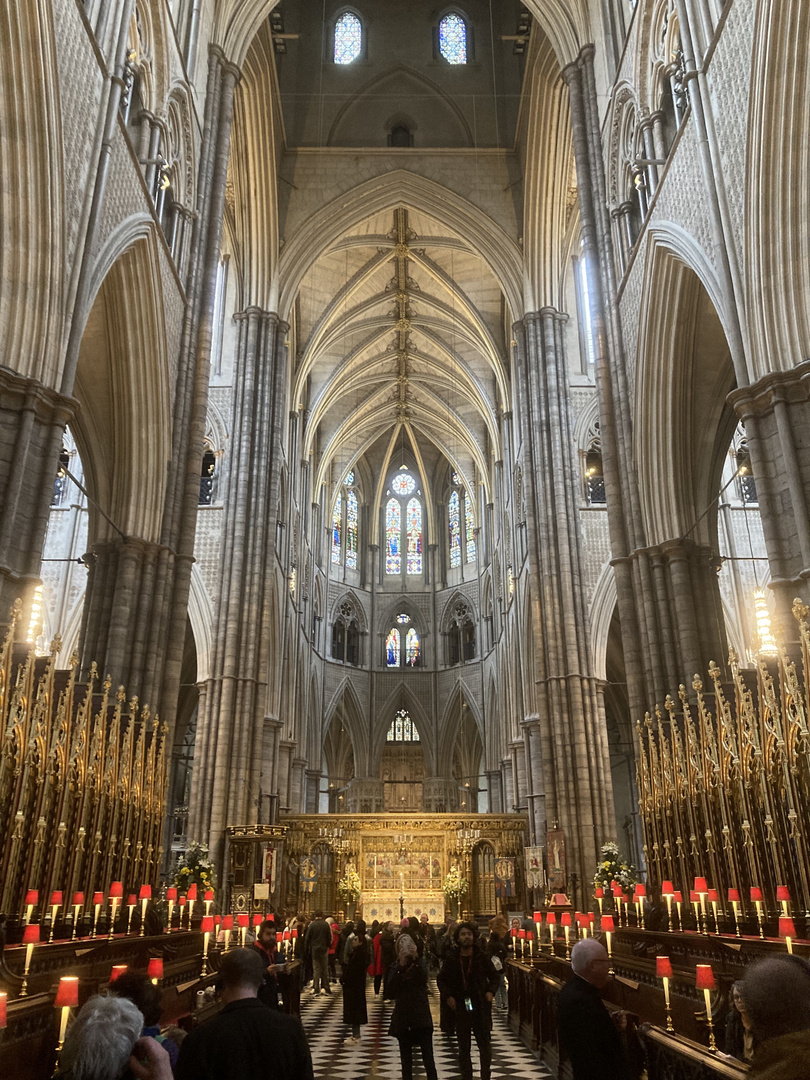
[472,841,497,917]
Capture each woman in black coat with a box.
[388,934,438,1080]
[342,918,370,1042]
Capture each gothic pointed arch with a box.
[371,683,435,775]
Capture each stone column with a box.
[189,307,288,864]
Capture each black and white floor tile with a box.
[298,977,553,1080]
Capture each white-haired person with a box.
[388,934,438,1080]
[58,994,172,1080]
[556,938,629,1080]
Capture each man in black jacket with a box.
[557,939,628,1080]
[304,910,333,995]
[175,948,314,1080]
[438,921,498,1080]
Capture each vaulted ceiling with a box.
[293,206,512,514]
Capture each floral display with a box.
[593,840,637,891]
[443,865,468,900]
[171,841,215,892]
[337,864,362,901]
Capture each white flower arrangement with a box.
[171,840,216,891]
[593,840,637,890]
[337,864,362,901]
[443,865,468,900]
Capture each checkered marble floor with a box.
[298,977,553,1080]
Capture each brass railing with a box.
[636,598,810,914]
[0,601,168,916]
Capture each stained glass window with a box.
[392,473,416,496]
[334,12,362,65]
[406,497,422,574]
[386,627,401,667]
[406,627,420,666]
[449,491,461,568]
[345,470,355,485]
[346,489,358,569]
[396,613,409,624]
[387,709,421,741]
[439,13,467,64]
[465,494,476,562]
[332,492,342,564]
[386,497,401,574]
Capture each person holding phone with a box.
[387,934,438,1080]
[438,921,498,1080]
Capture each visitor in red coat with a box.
[369,928,385,994]
[328,921,340,984]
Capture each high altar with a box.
[227,813,529,919]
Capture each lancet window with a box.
[387,709,420,742]
[386,613,421,667]
[332,472,359,569]
[385,472,423,576]
[449,471,476,568]
[332,600,360,665]
[439,13,468,64]
[447,600,476,665]
[334,11,362,64]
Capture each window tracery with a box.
[386,613,421,667]
[447,600,476,665]
[387,709,420,742]
[439,13,468,64]
[332,472,359,570]
[448,470,476,568]
[385,472,423,577]
[334,11,362,65]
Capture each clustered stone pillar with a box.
[562,46,728,715]
[512,308,614,887]
[188,308,288,866]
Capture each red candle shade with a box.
[518,928,526,939]
[728,888,740,902]
[656,956,674,979]
[166,888,177,902]
[215,916,222,926]
[673,891,683,904]
[661,881,674,896]
[282,926,291,938]
[147,957,164,980]
[110,964,128,982]
[779,917,797,939]
[24,890,38,906]
[50,891,63,906]
[22,924,40,945]
[635,884,647,898]
[204,890,214,902]
[276,931,283,942]
[510,927,518,937]
[178,897,187,907]
[546,913,556,926]
[595,888,604,898]
[689,890,699,903]
[695,964,716,991]
[201,916,214,933]
[694,877,708,894]
[92,891,104,906]
[533,911,543,922]
[222,915,234,930]
[253,915,262,927]
[561,913,572,927]
[109,882,123,899]
[750,887,763,902]
[708,889,719,903]
[526,930,534,941]
[238,913,250,928]
[777,886,791,902]
[0,992,7,1028]
[72,892,85,907]
[54,976,79,1009]
[612,885,623,897]
[292,928,298,939]
[127,894,137,907]
[139,885,152,901]
[187,884,198,901]
[601,915,615,932]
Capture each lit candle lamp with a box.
[776,885,791,918]
[253,914,263,930]
[594,887,604,919]
[694,877,709,935]
[147,956,164,985]
[661,880,674,932]
[204,890,214,917]
[110,964,127,982]
[561,913,572,959]
[275,929,282,954]
[108,882,123,942]
[126,895,137,935]
[695,964,717,1051]
[527,929,534,957]
[20,923,39,996]
[574,912,584,940]
[518,927,526,959]
[612,884,623,925]
[54,976,79,1051]
[24,889,38,925]
[727,888,742,937]
[178,896,187,929]
[689,890,701,931]
[91,891,104,938]
[139,885,152,937]
[533,911,543,949]
[750,887,766,939]
[201,915,214,974]
[601,914,615,970]
[166,887,177,930]
[71,892,84,940]
[656,956,674,1031]
[673,891,684,931]
[634,884,646,928]
[187,883,198,924]
[48,892,63,943]
[707,889,720,935]
[222,914,234,950]
[240,913,250,948]
[779,916,797,954]
[546,913,556,951]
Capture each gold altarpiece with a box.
[226,813,528,919]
